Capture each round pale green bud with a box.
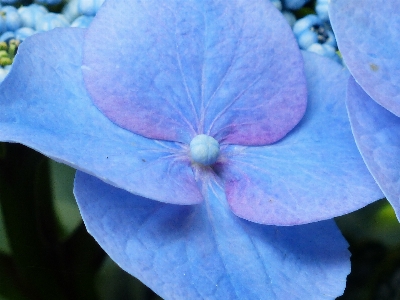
[190,134,220,166]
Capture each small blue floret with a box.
[316,0,330,22]
[1,6,22,32]
[190,134,220,166]
[293,14,336,50]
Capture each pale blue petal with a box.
[216,52,383,225]
[329,0,400,116]
[347,77,400,220]
[74,170,350,300]
[0,28,202,205]
[83,0,307,145]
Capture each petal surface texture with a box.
[329,0,400,116]
[347,77,400,220]
[217,52,383,225]
[74,170,350,300]
[82,0,307,145]
[0,28,202,205]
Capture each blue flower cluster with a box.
[293,14,339,62]
[0,0,103,37]
[62,0,102,25]
[0,0,345,84]
[0,0,102,80]
[269,0,340,62]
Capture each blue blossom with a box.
[0,30,14,42]
[293,14,336,50]
[70,15,93,28]
[307,43,340,63]
[0,5,22,32]
[77,0,104,16]
[14,26,36,41]
[0,0,383,298]
[330,0,400,221]
[62,0,103,23]
[18,3,48,29]
[62,0,81,22]
[316,0,330,22]
[270,0,282,11]
[35,12,69,32]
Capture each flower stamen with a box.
[190,134,220,166]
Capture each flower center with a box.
[311,24,329,44]
[190,134,220,166]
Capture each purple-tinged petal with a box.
[216,52,383,225]
[83,0,306,145]
[74,170,350,300]
[346,77,400,220]
[329,0,400,116]
[0,28,202,205]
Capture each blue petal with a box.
[346,77,400,220]
[216,52,383,225]
[83,0,307,146]
[0,28,202,205]
[329,0,400,116]
[74,170,350,300]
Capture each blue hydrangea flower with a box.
[0,0,383,298]
[316,0,330,22]
[307,43,340,64]
[70,15,93,28]
[18,4,48,29]
[0,30,13,42]
[329,0,400,220]
[270,0,282,11]
[0,5,22,32]
[62,0,80,22]
[14,26,36,41]
[62,0,104,23]
[293,14,336,50]
[35,12,69,32]
[77,0,104,16]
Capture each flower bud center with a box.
[189,134,220,166]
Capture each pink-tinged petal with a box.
[0,28,202,205]
[329,0,400,116]
[347,77,400,220]
[74,170,350,299]
[215,52,383,225]
[83,0,306,145]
